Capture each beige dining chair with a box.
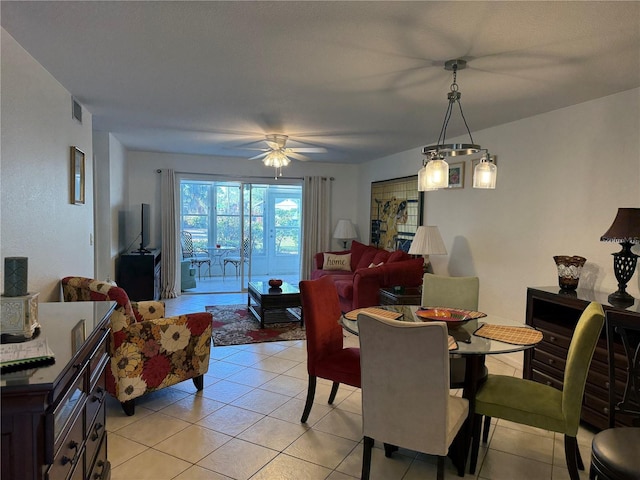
[358,313,469,479]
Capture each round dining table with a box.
[341,305,542,474]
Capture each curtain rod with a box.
[156,169,334,181]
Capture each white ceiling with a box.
[2,1,639,164]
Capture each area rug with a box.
[205,304,305,346]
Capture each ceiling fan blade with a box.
[265,140,281,149]
[289,147,328,153]
[249,152,269,160]
[286,151,311,161]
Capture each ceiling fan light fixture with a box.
[418,59,496,190]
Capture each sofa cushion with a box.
[323,253,352,271]
[372,250,391,264]
[388,250,410,263]
[356,248,379,270]
[349,241,371,271]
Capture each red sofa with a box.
[311,240,424,312]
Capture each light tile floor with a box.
[107,293,597,479]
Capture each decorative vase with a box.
[553,256,586,291]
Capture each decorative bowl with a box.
[416,307,487,328]
[268,279,283,288]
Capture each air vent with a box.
[72,97,82,123]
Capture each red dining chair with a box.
[299,276,361,423]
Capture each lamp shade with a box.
[333,219,357,240]
[600,208,640,243]
[408,226,447,256]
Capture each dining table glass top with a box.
[340,305,537,356]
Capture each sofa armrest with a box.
[351,258,424,309]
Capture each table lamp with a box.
[600,208,640,307]
[408,226,448,271]
[333,219,357,249]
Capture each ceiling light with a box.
[418,59,497,190]
[263,149,290,178]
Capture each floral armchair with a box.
[61,276,213,415]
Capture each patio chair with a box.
[181,231,211,279]
[223,237,250,278]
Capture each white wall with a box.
[124,151,360,254]
[1,29,94,301]
[93,131,128,280]
[357,88,640,321]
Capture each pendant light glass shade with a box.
[425,157,449,189]
[473,154,497,189]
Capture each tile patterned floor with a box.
[107,293,596,479]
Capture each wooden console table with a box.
[524,286,640,430]
[1,301,115,480]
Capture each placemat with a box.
[344,307,403,321]
[473,324,543,345]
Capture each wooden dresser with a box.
[1,301,114,480]
[524,287,640,430]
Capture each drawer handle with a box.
[548,359,555,365]
[604,407,609,415]
[605,381,610,389]
[93,460,105,480]
[91,387,105,402]
[61,440,79,465]
[91,422,104,441]
[549,336,557,342]
[546,381,552,386]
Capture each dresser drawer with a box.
[46,413,84,480]
[532,348,567,373]
[86,370,107,436]
[86,402,106,471]
[531,369,563,390]
[87,434,109,480]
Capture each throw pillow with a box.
[349,240,369,269]
[372,250,391,264]
[323,253,352,271]
[388,250,410,263]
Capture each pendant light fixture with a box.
[418,59,497,190]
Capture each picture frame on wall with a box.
[370,175,424,251]
[448,162,465,189]
[70,146,85,205]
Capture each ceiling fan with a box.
[247,134,327,176]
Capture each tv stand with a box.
[117,249,161,300]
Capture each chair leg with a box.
[328,381,340,404]
[362,436,374,480]
[564,435,581,480]
[437,455,445,480]
[482,415,491,443]
[301,375,317,423]
[121,399,135,416]
[576,439,584,470]
[469,413,482,475]
[383,443,398,458]
[192,374,204,390]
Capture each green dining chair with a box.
[469,301,605,480]
[422,273,485,388]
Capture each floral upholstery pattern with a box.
[61,276,212,405]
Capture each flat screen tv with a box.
[138,203,151,253]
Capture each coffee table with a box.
[247,281,303,329]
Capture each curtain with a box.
[301,176,331,280]
[160,169,179,298]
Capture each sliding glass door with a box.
[179,178,302,293]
